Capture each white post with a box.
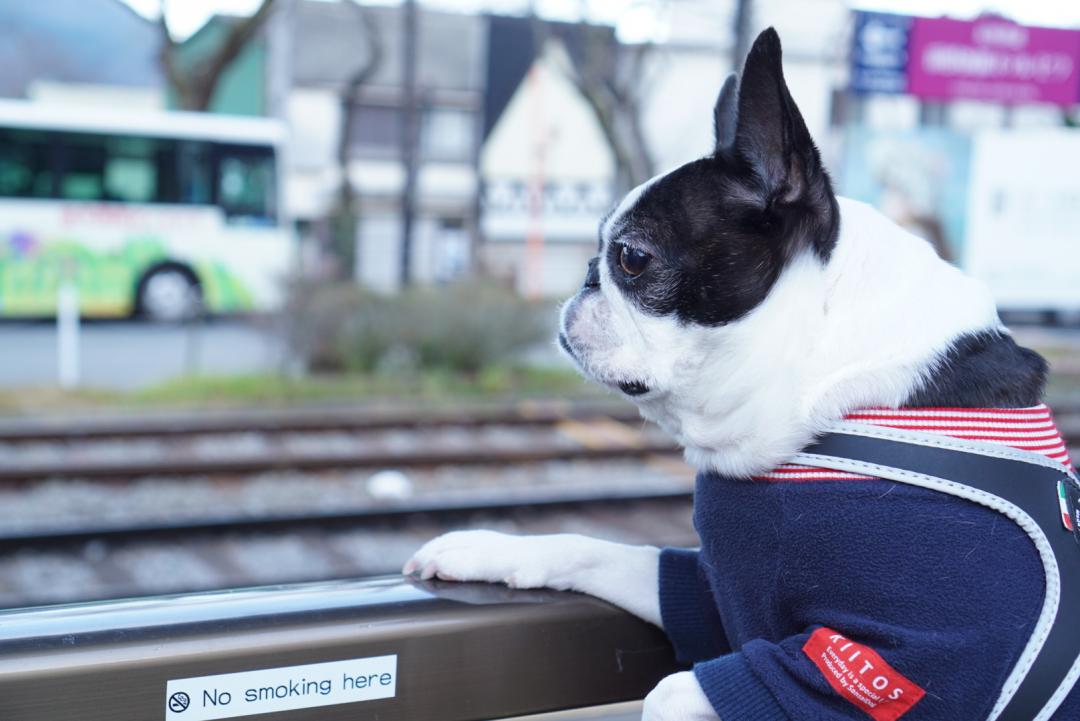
[57,281,80,389]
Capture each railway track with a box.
[0,400,640,443]
[0,400,680,483]
[2,402,1077,483]
[0,483,693,551]
[0,487,697,609]
[0,402,697,606]
[0,440,680,483]
[2,397,1077,608]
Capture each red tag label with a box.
[802,627,926,721]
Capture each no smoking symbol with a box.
[169,692,191,713]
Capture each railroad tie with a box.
[555,417,648,450]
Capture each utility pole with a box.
[399,0,420,288]
[524,61,547,299]
[731,0,753,70]
[266,0,293,231]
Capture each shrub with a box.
[282,281,554,374]
[279,281,376,372]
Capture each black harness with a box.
[799,424,1080,721]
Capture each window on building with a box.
[421,108,473,161]
[350,104,402,154]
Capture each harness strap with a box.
[796,426,1080,721]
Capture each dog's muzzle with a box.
[561,256,651,397]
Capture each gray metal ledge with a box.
[0,576,679,721]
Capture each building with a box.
[478,16,617,297]
[6,0,1072,302]
[285,0,485,291]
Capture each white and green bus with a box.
[0,99,293,321]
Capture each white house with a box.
[479,40,615,297]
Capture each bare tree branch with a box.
[157,0,191,105]
[557,16,657,191]
[526,1,661,192]
[337,1,384,192]
[158,0,279,111]
[194,0,278,107]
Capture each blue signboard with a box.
[850,11,912,94]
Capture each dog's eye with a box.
[618,245,652,277]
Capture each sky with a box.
[126,0,663,39]
[122,0,1080,41]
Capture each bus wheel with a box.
[137,266,203,322]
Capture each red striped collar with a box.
[756,404,1071,482]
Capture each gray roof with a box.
[292,1,485,93]
[0,0,162,98]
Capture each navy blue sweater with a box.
[660,464,1080,720]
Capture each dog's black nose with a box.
[584,257,600,290]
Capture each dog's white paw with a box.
[641,671,717,721]
[403,530,561,589]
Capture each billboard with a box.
[840,128,972,262]
[841,128,1080,311]
[964,130,1080,310]
[850,12,913,95]
[851,12,1080,106]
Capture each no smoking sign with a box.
[168,692,191,713]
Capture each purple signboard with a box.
[907,16,1080,106]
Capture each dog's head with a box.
[559,29,838,432]
[558,28,1002,475]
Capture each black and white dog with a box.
[406,29,1078,721]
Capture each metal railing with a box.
[0,576,679,721]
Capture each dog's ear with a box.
[733,28,815,194]
[729,28,836,256]
[713,73,740,152]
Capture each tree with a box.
[158,0,279,112]
[532,11,659,192]
[570,30,657,192]
[329,1,385,279]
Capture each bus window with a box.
[59,135,107,201]
[177,141,212,205]
[104,137,158,203]
[53,134,188,204]
[215,145,276,224]
[0,129,55,198]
